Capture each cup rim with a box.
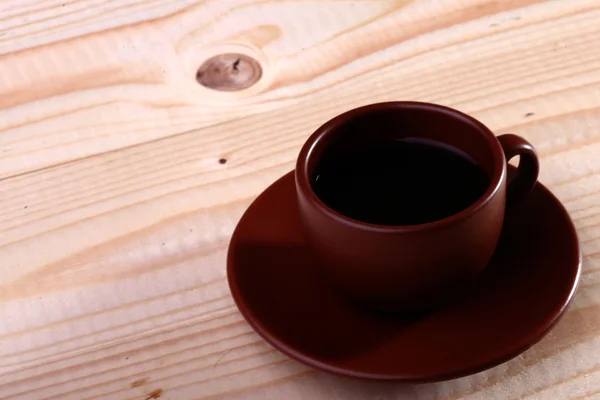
[295,101,507,233]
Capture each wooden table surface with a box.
[1,0,599,399]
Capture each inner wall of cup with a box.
[306,107,498,185]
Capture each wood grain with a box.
[1,0,600,398]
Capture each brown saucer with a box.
[227,168,581,382]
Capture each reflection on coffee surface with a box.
[312,138,490,226]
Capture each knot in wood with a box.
[196,53,262,91]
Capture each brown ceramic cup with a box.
[295,102,539,314]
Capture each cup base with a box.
[334,279,477,317]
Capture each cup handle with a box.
[497,134,539,210]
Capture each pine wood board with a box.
[1,0,600,399]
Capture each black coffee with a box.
[312,138,490,226]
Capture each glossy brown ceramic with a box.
[227,169,581,381]
[295,102,539,313]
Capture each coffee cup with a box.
[295,102,539,314]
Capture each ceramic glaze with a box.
[295,102,539,313]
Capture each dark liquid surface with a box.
[312,138,490,226]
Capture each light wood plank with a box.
[1,0,600,398]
